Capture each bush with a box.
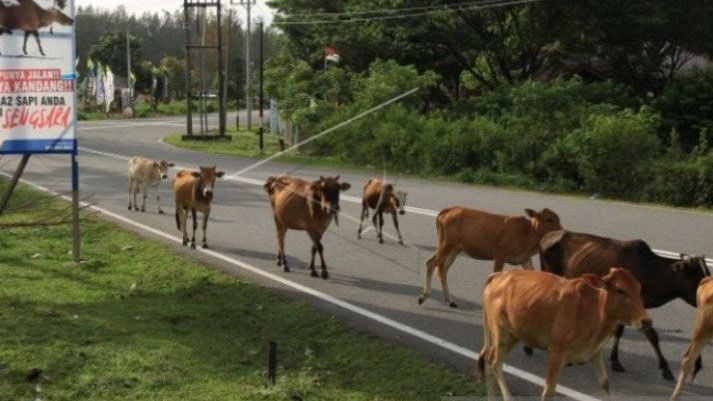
[567,108,660,197]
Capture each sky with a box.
[75,0,275,23]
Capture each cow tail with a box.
[175,207,181,230]
[476,297,492,381]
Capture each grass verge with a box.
[0,180,483,401]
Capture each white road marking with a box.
[78,145,713,266]
[0,168,602,401]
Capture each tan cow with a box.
[672,276,713,400]
[477,268,649,401]
[418,206,562,307]
[265,174,350,279]
[127,156,175,214]
[172,166,224,249]
[357,178,407,244]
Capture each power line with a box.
[278,0,506,18]
[273,0,540,26]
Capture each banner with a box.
[0,0,76,154]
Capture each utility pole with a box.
[258,20,264,151]
[126,21,132,116]
[236,0,255,131]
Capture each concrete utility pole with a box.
[236,0,256,130]
[126,21,132,114]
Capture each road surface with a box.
[2,112,713,400]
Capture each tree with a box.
[87,32,142,78]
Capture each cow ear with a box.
[335,174,340,180]
[319,176,325,181]
[153,162,159,168]
[340,182,351,191]
[524,208,537,218]
[582,274,604,289]
[216,171,225,178]
[190,171,201,178]
[167,162,176,168]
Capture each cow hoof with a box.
[321,270,329,280]
[378,238,384,244]
[276,260,282,267]
[310,270,319,278]
[611,361,625,373]
[357,234,361,239]
[523,346,534,356]
[417,296,425,305]
[182,242,187,247]
[398,240,404,245]
[190,243,196,250]
[283,266,290,273]
[202,244,209,249]
[661,367,674,382]
[158,210,164,215]
[134,207,139,211]
[141,209,145,213]
[448,301,458,308]
[128,205,132,210]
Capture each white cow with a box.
[128,156,174,214]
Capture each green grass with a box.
[0,181,483,401]
[164,129,366,171]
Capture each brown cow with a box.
[356,178,407,244]
[172,166,224,249]
[539,229,710,380]
[477,268,649,401]
[672,276,713,400]
[264,174,350,279]
[128,156,175,214]
[418,206,562,307]
[0,0,73,56]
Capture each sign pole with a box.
[0,154,31,216]
[71,154,80,263]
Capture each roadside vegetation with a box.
[0,181,482,401]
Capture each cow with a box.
[538,229,710,381]
[172,166,224,249]
[356,178,407,244]
[264,174,350,279]
[0,0,73,56]
[127,156,175,214]
[672,277,713,400]
[418,206,562,307]
[477,268,649,401]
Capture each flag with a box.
[85,58,97,97]
[105,66,115,113]
[324,46,340,64]
[95,62,106,106]
[128,68,136,97]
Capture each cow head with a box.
[673,253,710,307]
[154,160,175,179]
[394,190,407,215]
[310,175,351,226]
[598,267,650,328]
[525,208,562,235]
[191,166,225,197]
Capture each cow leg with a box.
[493,259,505,273]
[357,203,368,239]
[309,244,317,276]
[490,334,516,401]
[542,349,566,399]
[33,31,45,56]
[132,181,140,211]
[591,350,609,395]
[23,31,30,55]
[141,186,147,212]
[190,209,197,249]
[439,253,458,308]
[391,211,404,244]
[201,211,210,248]
[156,188,163,214]
[371,213,380,240]
[377,212,386,244]
[276,222,288,272]
[127,178,134,210]
[311,235,328,279]
[419,253,439,305]
[180,207,189,246]
[672,332,711,400]
[642,324,674,381]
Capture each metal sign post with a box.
[0,0,80,262]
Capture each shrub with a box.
[567,108,660,197]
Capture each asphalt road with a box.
[2,112,713,400]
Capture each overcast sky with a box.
[75,0,275,23]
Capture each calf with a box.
[672,277,713,400]
[477,268,649,401]
[356,178,407,244]
[418,206,562,307]
[539,229,710,380]
[172,166,224,249]
[265,175,350,279]
[127,156,174,213]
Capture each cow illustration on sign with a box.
[0,0,74,56]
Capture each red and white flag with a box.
[324,46,340,64]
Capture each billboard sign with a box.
[0,0,76,155]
